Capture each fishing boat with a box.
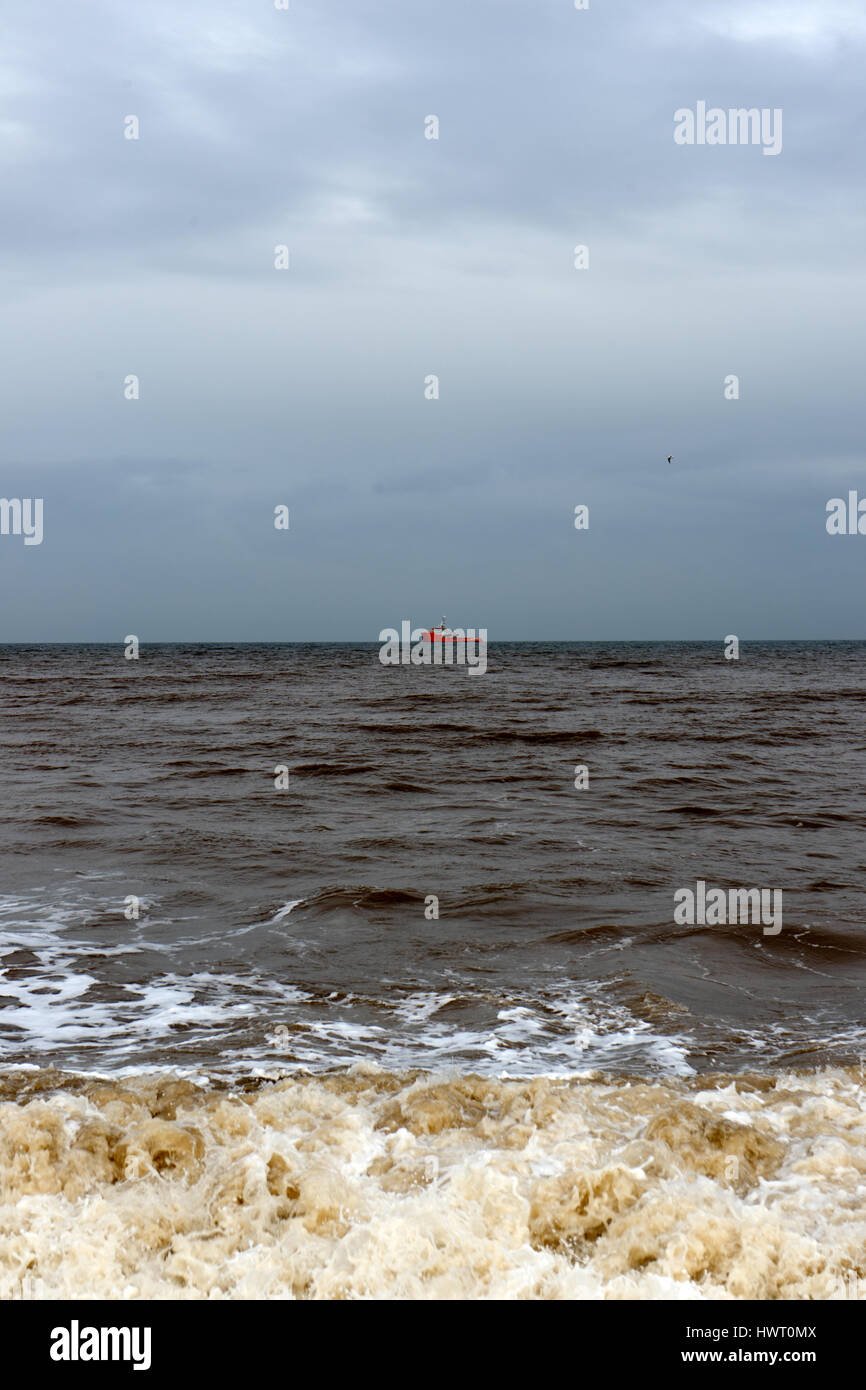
[421,617,476,642]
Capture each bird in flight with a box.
[667,455,673,463]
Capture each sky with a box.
[1,0,864,640]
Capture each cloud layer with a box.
[1,0,864,638]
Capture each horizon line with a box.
[1,637,864,647]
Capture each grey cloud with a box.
[1,0,864,639]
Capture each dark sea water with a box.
[1,640,864,1079]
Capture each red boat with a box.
[421,618,476,642]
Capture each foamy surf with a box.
[1,1064,864,1300]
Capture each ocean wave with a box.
[1,1064,864,1300]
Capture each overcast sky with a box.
[1,0,864,640]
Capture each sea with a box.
[1,640,864,1299]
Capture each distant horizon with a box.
[2,636,864,647]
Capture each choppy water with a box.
[1,641,864,1078]
[1,642,865,1300]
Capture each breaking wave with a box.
[1,1064,864,1300]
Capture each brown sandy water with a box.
[2,1064,864,1300]
[1,642,865,1078]
[1,643,864,1298]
